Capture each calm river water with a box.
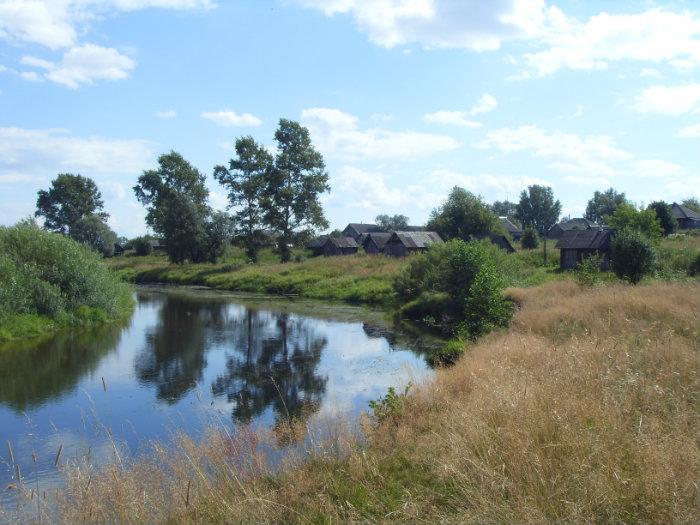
[0,286,437,512]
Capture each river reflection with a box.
[0,286,438,511]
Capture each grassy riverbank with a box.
[54,279,700,523]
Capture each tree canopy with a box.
[607,203,663,243]
[71,214,118,257]
[515,185,561,237]
[682,198,700,213]
[35,173,107,235]
[427,187,502,241]
[584,188,627,223]
[375,214,409,231]
[491,200,518,219]
[647,201,677,236]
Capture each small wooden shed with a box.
[671,203,700,229]
[362,232,392,254]
[322,236,359,256]
[305,235,329,257]
[384,231,443,257]
[556,228,613,270]
[342,223,384,241]
[548,218,599,239]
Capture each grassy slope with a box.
[56,279,700,524]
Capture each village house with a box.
[321,236,359,256]
[342,223,384,241]
[305,235,329,257]
[362,232,392,254]
[499,217,522,241]
[383,231,443,257]
[556,227,613,270]
[671,203,700,229]
[548,217,600,239]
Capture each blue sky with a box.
[1,0,699,237]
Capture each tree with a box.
[427,187,502,241]
[607,203,663,243]
[71,214,118,257]
[213,136,273,262]
[682,198,700,213]
[204,211,235,263]
[375,214,409,231]
[515,185,561,262]
[491,200,518,219]
[263,119,330,262]
[647,201,677,236]
[521,226,539,249]
[584,188,627,223]
[35,174,107,235]
[611,228,655,284]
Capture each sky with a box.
[1,0,699,237]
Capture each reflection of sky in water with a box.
[0,287,436,511]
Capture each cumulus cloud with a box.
[423,111,481,128]
[469,94,498,115]
[21,44,135,88]
[302,107,459,159]
[155,109,177,119]
[201,110,262,127]
[632,84,700,116]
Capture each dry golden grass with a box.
[54,281,700,524]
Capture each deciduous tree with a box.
[427,187,502,240]
[515,185,561,262]
[584,188,627,223]
[375,214,409,231]
[35,174,107,235]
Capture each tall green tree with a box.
[214,137,273,262]
[427,187,502,240]
[491,200,518,219]
[607,203,663,243]
[263,119,330,262]
[35,173,107,235]
[375,214,409,231]
[71,214,118,257]
[584,188,627,223]
[647,201,677,236]
[515,185,561,262]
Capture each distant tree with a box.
[375,214,409,231]
[521,226,539,249]
[607,203,662,243]
[203,211,235,263]
[682,198,700,213]
[491,200,518,219]
[213,136,273,262]
[35,174,108,235]
[132,236,154,256]
[647,201,677,236]
[611,228,655,284]
[263,119,330,262]
[427,187,502,241]
[70,214,117,257]
[329,229,343,238]
[584,188,627,223]
[515,185,561,262]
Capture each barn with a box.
[384,231,443,257]
[476,234,516,253]
[305,235,329,257]
[322,236,359,256]
[499,217,522,241]
[671,203,700,229]
[556,228,613,270]
[548,218,599,239]
[362,232,392,254]
[342,223,384,241]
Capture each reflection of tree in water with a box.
[0,324,124,412]
[362,321,435,359]
[212,311,328,425]
[134,294,230,404]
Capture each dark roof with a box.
[557,218,599,231]
[556,228,612,250]
[306,235,329,249]
[672,203,700,220]
[362,232,392,249]
[389,231,443,249]
[401,225,426,232]
[344,223,383,234]
[499,217,522,234]
[476,234,515,253]
[325,236,359,249]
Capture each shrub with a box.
[611,228,655,284]
[132,236,154,256]
[521,226,539,249]
[428,338,466,366]
[394,239,513,337]
[70,214,117,257]
[690,252,700,277]
[575,254,603,287]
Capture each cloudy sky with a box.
[1,0,699,236]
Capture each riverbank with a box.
[54,279,700,523]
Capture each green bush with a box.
[521,226,539,249]
[394,239,513,337]
[611,228,655,284]
[575,254,603,287]
[690,252,700,277]
[132,236,155,256]
[0,222,132,340]
[428,339,466,366]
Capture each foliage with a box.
[521,226,539,249]
[427,338,466,366]
[426,187,503,241]
[607,203,663,243]
[368,384,412,424]
[584,187,627,223]
[394,239,513,336]
[203,211,235,263]
[647,200,677,236]
[35,173,108,235]
[375,214,409,231]
[132,236,155,256]
[515,185,561,236]
[491,199,518,219]
[681,197,700,213]
[575,254,604,287]
[611,228,656,284]
[690,252,700,276]
[213,136,273,262]
[0,221,132,341]
[263,119,330,262]
[71,214,117,257]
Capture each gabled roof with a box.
[672,203,700,220]
[556,228,612,250]
[344,223,383,234]
[499,217,522,234]
[325,236,359,249]
[388,231,443,249]
[558,218,599,231]
[362,232,392,249]
[306,235,328,249]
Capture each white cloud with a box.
[201,110,262,127]
[21,44,136,88]
[423,111,481,128]
[302,107,459,159]
[0,172,45,184]
[427,169,548,195]
[640,68,661,78]
[629,159,687,178]
[469,93,498,115]
[20,70,43,82]
[632,84,700,115]
[155,109,177,119]
[678,122,700,138]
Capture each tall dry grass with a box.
[54,281,699,524]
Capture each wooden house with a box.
[305,235,329,257]
[556,228,613,270]
[322,236,359,256]
[548,218,599,239]
[499,217,522,241]
[362,232,392,254]
[671,203,700,229]
[384,231,443,257]
[342,223,384,241]
[476,234,516,253]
